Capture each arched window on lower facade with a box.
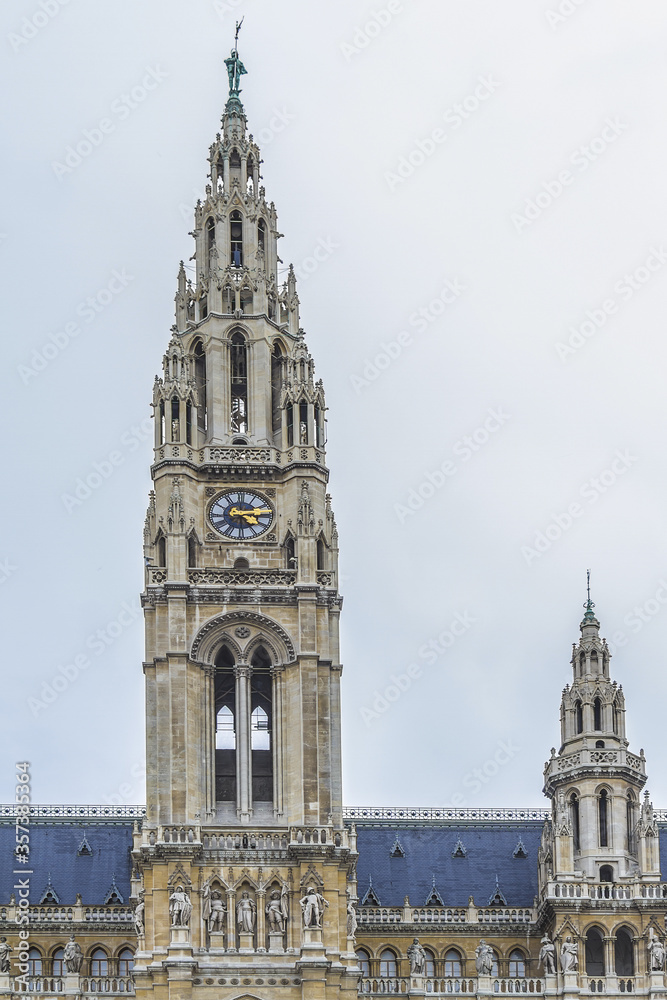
[423,949,435,978]
[379,949,397,978]
[230,332,248,435]
[585,928,605,976]
[52,948,64,977]
[615,928,634,977]
[27,948,42,976]
[118,948,134,977]
[356,950,370,977]
[444,950,462,977]
[508,950,526,978]
[600,865,614,883]
[214,646,236,802]
[156,534,166,568]
[594,697,603,731]
[90,949,108,976]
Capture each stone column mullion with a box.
[272,666,284,819]
[256,889,266,952]
[204,666,214,816]
[226,889,236,952]
[234,664,252,820]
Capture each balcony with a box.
[15,978,133,996]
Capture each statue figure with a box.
[648,928,666,971]
[555,789,572,836]
[408,938,427,976]
[560,936,578,972]
[224,24,247,97]
[203,886,226,934]
[475,939,494,976]
[236,891,256,933]
[299,885,328,928]
[64,935,83,973]
[299,421,308,445]
[539,935,556,974]
[169,885,192,927]
[347,899,358,938]
[265,886,288,933]
[134,895,145,937]
[0,938,12,974]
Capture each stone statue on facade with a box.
[347,899,358,938]
[648,928,666,971]
[560,936,578,972]
[408,938,427,975]
[169,885,192,927]
[300,885,328,928]
[475,939,494,975]
[0,938,12,974]
[266,886,288,933]
[134,894,145,937]
[539,935,556,974]
[203,886,226,934]
[555,789,572,836]
[64,935,83,973]
[236,891,256,933]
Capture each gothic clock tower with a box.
[132,39,359,1000]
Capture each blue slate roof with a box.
[0,822,134,905]
[353,822,544,908]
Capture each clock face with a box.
[209,490,274,540]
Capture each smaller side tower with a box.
[542,591,658,883]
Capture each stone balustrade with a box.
[359,978,477,995]
[544,880,667,901]
[358,905,536,927]
[14,977,134,995]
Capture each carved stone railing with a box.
[0,903,134,927]
[344,806,549,822]
[81,978,134,994]
[202,830,288,850]
[316,571,335,587]
[16,978,64,993]
[412,907,466,923]
[0,804,145,819]
[544,880,667,901]
[289,826,347,848]
[200,445,279,465]
[492,979,544,994]
[545,747,645,785]
[188,568,296,587]
[357,906,402,924]
[358,905,536,927]
[27,907,74,922]
[477,907,533,923]
[359,979,477,996]
[15,979,133,995]
[84,906,134,922]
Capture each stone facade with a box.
[2,43,667,1000]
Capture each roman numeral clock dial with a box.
[208,490,275,540]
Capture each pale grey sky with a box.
[3,0,667,811]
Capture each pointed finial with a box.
[582,568,597,621]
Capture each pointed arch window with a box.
[52,948,65,976]
[356,950,370,977]
[286,403,294,447]
[215,646,236,802]
[285,536,296,570]
[171,397,180,442]
[613,699,620,734]
[315,404,324,447]
[599,789,609,847]
[157,534,166,568]
[193,340,207,435]
[230,332,248,435]
[258,218,266,254]
[299,402,308,444]
[158,401,165,445]
[27,948,42,976]
[90,949,109,976]
[423,949,436,978]
[627,793,637,855]
[216,706,235,750]
[118,949,134,977]
[317,538,326,571]
[575,700,583,735]
[271,343,284,445]
[593,697,602,731]
[509,950,526,978]
[570,792,580,851]
[585,928,605,976]
[444,950,462,978]
[251,706,270,750]
[230,210,243,266]
[206,216,215,258]
[615,928,634,976]
[250,646,273,802]
[380,950,397,978]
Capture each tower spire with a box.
[224,19,247,112]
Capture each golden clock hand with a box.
[228,506,272,520]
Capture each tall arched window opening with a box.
[379,950,397,978]
[613,699,620,734]
[27,948,42,976]
[444,950,462,978]
[423,950,436,978]
[230,210,243,266]
[215,646,236,802]
[285,536,296,570]
[187,536,197,569]
[171,397,180,442]
[317,539,326,571]
[206,216,215,258]
[286,404,294,447]
[158,401,165,445]
[118,949,134,976]
[193,340,207,435]
[599,865,614,883]
[157,535,166,568]
[356,950,370,977]
[258,219,266,254]
[594,697,602,731]
[615,929,634,976]
[599,789,609,847]
[315,404,324,447]
[230,332,248,435]
[570,793,580,851]
[627,794,637,854]
[575,700,583,734]
[509,951,526,978]
[52,948,65,977]
[271,344,284,446]
[585,929,605,976]
[90,949,109,976]
[250,646,273,802]
[299,402,308,444]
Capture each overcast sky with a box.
[3,0,667,813]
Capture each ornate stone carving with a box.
[560,936,578,972]
[539,935,556,974]
[299,885,328,928]
[408,937,427,975]
[475,939,494,975]
[235,626,251,638]
[236,891,256,932]
[64,935,83,973]
[203,886,226,934]
[169,885,193,926]
[265,886,288,932]
[0,938,12,973]
[134,893,145,937]
[649,928,666,971]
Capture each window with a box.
[285,536,296,569]
[171,397,180,442]
[491,952,499,977]
[234,557,250,570]
[615,929,634,977]
[585,929,605,977]
[118,949,134,977]
[230,332,248,435]
[199,296,208,319]
[230,210,243,266]
[193,340,207,434]
[159,401,165,444]
[216,706,235,750]
[444,950,462,977]
[286,403,294,447]
[613,699,620,734]
[594,697,602,731]
[380,950,397,978]
[187,536,197,568]
[185,401,192,444]
[27,948,42,976]
[599,789,609,847]
[595,740,605,748]
[509,950,525,978]
[575,700,583,734]
[206,216,215,257]
[52,948,65,977]
[251,706,270,750]
[600,865,614,883]
[627,794,637,855]
[570,793,580,851]
[424,950,435,978]
[315,404,324,447]
[356,950,370,977]
[157,535,166,568]
[299,402,308,444]
[590,650,598,670]
[271,344,284,445]
[251,647,273,801]
[90,949,108,976]
[317,539,325,571]
[258,219,266,254]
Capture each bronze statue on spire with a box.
[225,19,247,97]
